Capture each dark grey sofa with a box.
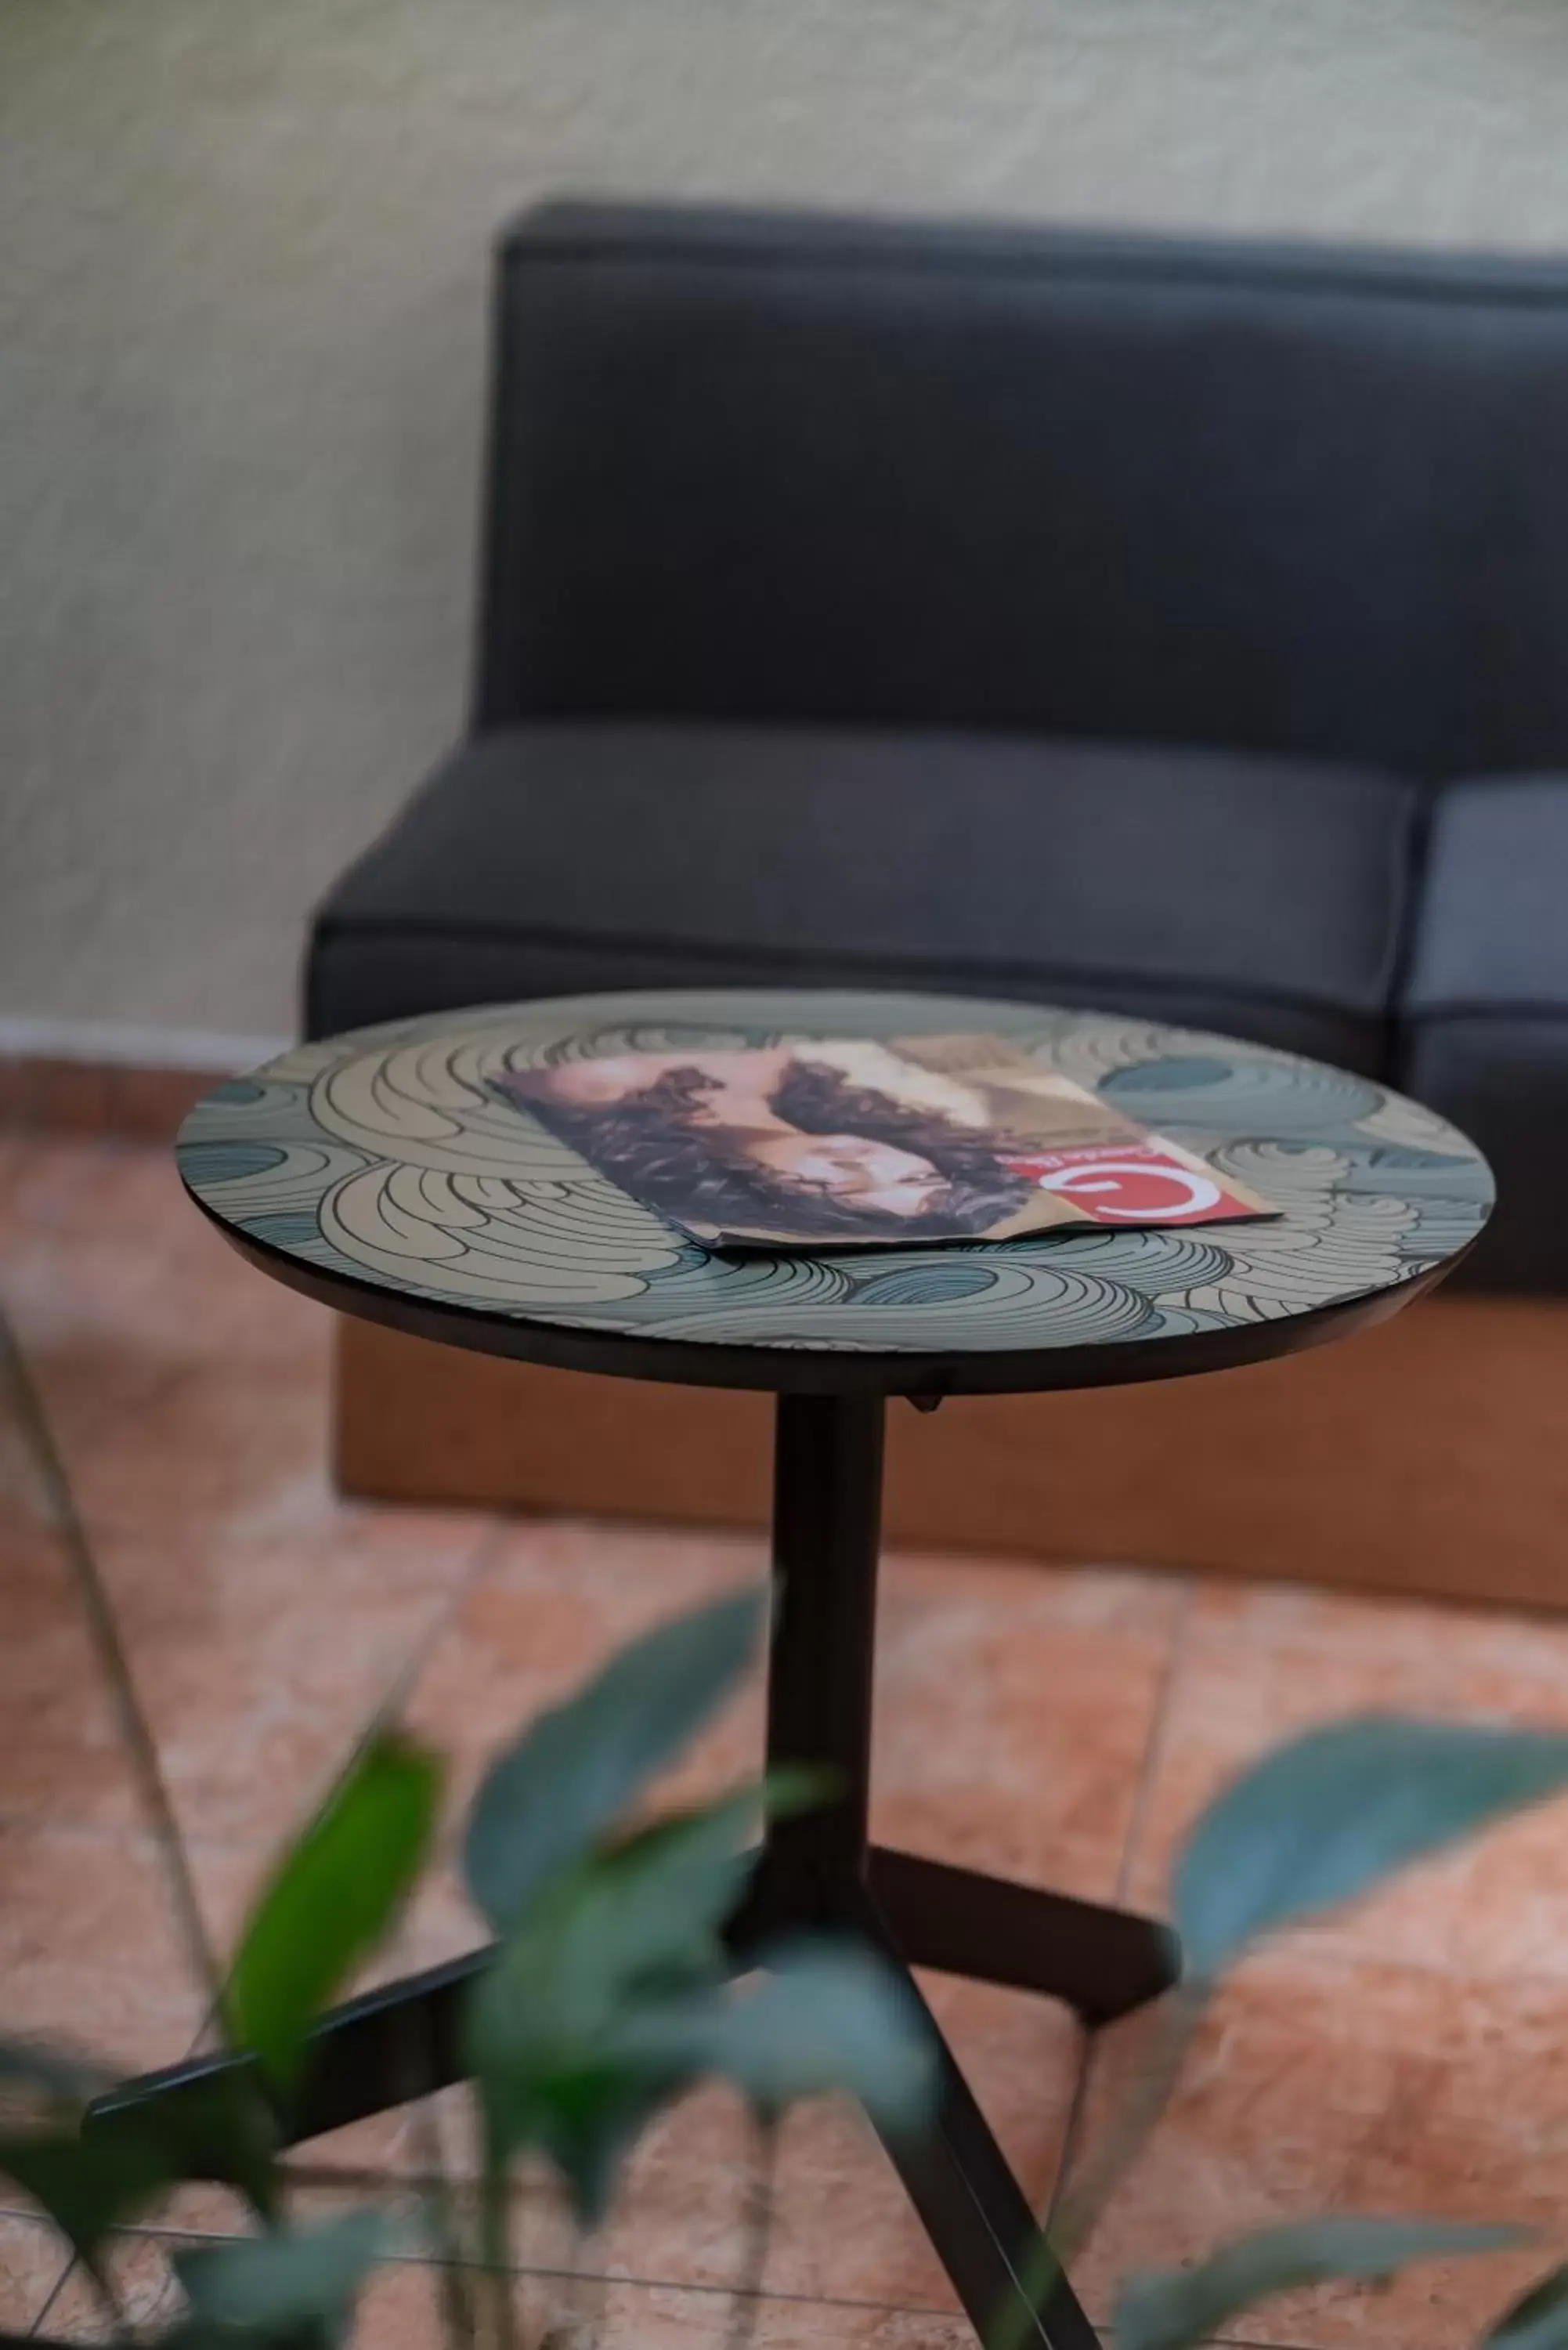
[307,201,1568,1292]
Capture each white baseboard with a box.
[0,1015,294,1073]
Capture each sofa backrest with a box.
[475,201,1568,780]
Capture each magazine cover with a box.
[490,1035,1277,1251]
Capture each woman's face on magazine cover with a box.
[745,1130,945,1217]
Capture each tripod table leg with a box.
[859,1920,1100,2350]
[868,1847,1180,2026]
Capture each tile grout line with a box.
[0,1300,222,2009]
[1,1289,219,2346]
[377,1506,514,1736]
[13,2212,986,2329]
[180,1506,511,2065]
[1111,1574,1199,1912]
[1046,1574,1198,2246]
[26,2251,77,2343]
[16,2223,1323,2350]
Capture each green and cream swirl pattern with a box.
[177,990,1494,1363]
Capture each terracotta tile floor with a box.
[4,1130,1568,2347]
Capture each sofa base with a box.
[334,1296,1568,1613]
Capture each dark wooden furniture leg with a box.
[749,1394,1170,2348]
[866,1849,1179,2027]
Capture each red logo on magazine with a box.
[1001,1144,1237,1225]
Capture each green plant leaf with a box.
[1175,1717,1568,1980]
[592,1786,778,1974]
[0,2128,175,2260]
[177,2209,390,2333]
[463,1584,765,1932]
[0,2077,286,2264]
[1117,2216,1528,2350]
[471,1931,934,2226]
[623,1939,935,2133]
[1487,2262,1568,2348]
[79,2073,281,2234]
[467,1781,773,2222]
[226,1731,443,2094]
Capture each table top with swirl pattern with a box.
[175,990,1494,1399]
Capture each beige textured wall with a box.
[4,0,1568,1040]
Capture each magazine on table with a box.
[490,1034,1277,1252]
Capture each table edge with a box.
[186,1177,1472,1401]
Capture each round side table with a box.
[108,990,1494,2350]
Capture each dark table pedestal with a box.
[91,1394,1178,2349]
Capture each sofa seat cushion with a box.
[307,722,1420,1072]
[1399,776,1568,1290]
